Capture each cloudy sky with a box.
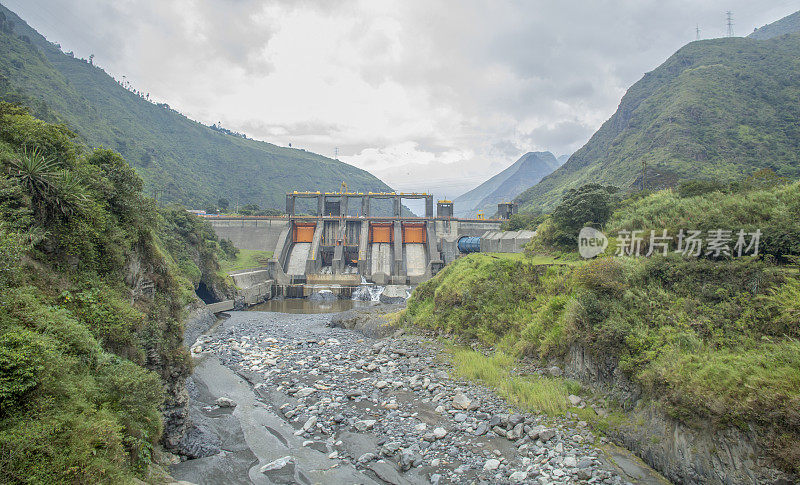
[5,0,799,198]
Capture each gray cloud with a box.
[3,0,798,197]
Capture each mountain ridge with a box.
[749,10,800,40]
[514,19,800,212]
[0,3,393,208]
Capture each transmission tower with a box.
[696,25,701,40]
[335,147,339,160]
[726,11,734,37]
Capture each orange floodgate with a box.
[293,223,316,243]
[369,223,393,243]
[402,223,426,243]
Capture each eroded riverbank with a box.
[171,308,667,484]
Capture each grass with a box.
[218,249,273,275]
[483,252,582,266]
[449,347,581,416]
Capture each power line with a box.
[726,11,734,37]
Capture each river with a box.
[170,305,667,484]
[247,299,378,314]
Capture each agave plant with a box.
[8,146,58,204]
[8,146,87,220]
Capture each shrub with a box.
[61,285,146,363]
[574,258,627,296]
[677,179,728,197]
[0,329,50,415]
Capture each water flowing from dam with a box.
[354,276,385,302]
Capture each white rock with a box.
[483,458,501,471]
[302,416,317,431]
[568,394,583,406]
[354,419,377,432]
[215,397,236,408]
[375,380,388,389]
[295,387,316,398]
[563,456,578,467]
[433,427,447,439]
[414,423,428,432]
[452,392,472,410]
[538,428,556,442]
[430,458,441,467]
[509,471,528,482]
[260,456,295,474]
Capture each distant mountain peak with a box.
[453,151,560,217]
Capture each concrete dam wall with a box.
[203,194,533,297]
[209,218,288,252]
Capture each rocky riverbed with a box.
[170,309,667,484]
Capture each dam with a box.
[206,191,533,300]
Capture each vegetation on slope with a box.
[406,180,800,473]
[515,30,800,211]
[0,103,230,483]
[749,10,800,40]
[218,249,274,275]
[0,5,392,208]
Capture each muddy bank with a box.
[559,344,795,485]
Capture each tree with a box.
[238,203,260,216]
[500,211,545,231]
[217,198,229,211]
[552,184,618,232]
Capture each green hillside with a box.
[515,26,800,211]
[0,102,240,481]
[0,4,392,208]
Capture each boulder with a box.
[215,397,236,408]
[510,471,528,482]
[452,392,472,410]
